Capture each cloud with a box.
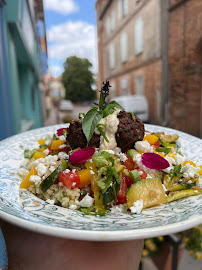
[47,21,98,76]
[44,0,79,15]
[49,65,63,77]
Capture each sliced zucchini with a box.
[40,160,67,192]
[166,189,202,203]
[160,134,179,143]
[126,178,166,209]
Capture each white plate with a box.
[0,124,201,241]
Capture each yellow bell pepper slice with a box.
[20,166,37,189]
[143,134,159,145]
[37,139,46,145]
[183,160,196,167]
[78,169,92,188]
[198,165,202,175]
[51,140,64,150]
[33,151,45,159]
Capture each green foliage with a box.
[61,56,96,102]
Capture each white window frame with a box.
[118,0,128,20]
[135,18,143,55]
[121,33,127,63]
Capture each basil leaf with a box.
[156,147,171,154]
[82,108,103,142]
[130,112,136,122]
[102,101,124,118]
[99,89,104,109]
[79,112,85,119]
[169,164,182,179]
[80,206,110,216]
[112,167,121,184]
[103,187,114,205]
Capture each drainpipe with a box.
[162,0,170,126]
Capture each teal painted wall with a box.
[4,0,43,134]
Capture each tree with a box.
[61,56,96,102]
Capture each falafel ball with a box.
[66,111,145,152]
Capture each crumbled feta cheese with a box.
[72,169,76,173]
[36,163,47,177]
[181,163,200,178]
[119,153,127,162]
[102,150,115,155]
[174,154,186,165]
[64,169,70,173]
[90,170,95,175]
[32,157,45,166]
[43,148,49,156]
[194,190,199,193]
[69,204,77,210]
[58,152,69,160]
[130,200,143,214]
[146,174,152,179]
[59,144,66,149]
[110,204,126,213]
[29,175,41,183]
[45,155,58,166]
[132,152,142,165]
[187,180,193,184]
[46,199,55,205]
[58,135,66,142]
[79,194,94,207]
[49,166,56,173]
[17,168,29,178]
[135,141,153,153]
[162,156,175,173]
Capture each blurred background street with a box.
[0,0,202,269]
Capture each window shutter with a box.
[109,43,115,69]
[136,76,143,95]
[118,0,122,20]
[121,33,127,62]
[135,18,143,54]
[123,0,128,15]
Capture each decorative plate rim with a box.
[0,124,201,241]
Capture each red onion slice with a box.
[69,148,95,165]
[142,153,169,170]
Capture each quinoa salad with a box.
[17,81,202,216]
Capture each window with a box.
[121,79,128,96]
[118,0,128,19]
[106,12,115,34]
[135,18,143,54]
[121,33,127,63]
[109,43,115,69]
[136,76,143,95]
[110,82,116,99]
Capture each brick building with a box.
[168,0,202,137]
[96,0,168,124]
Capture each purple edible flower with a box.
[142,153,169,170]
[69,148,95,165]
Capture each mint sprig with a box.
[82,80,124,142]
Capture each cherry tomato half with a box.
[58,171,80,189]
[123,156,136,171]
[117,174,128,204]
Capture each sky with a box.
[43,0,97,77]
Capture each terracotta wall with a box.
[169,0,202,137]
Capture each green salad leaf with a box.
[82,80,124,142]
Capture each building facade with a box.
[96,0,168,124]
[0,0,47,140]
[168,0,202,137]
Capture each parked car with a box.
[111,95,149,122]
[59,100,74,111]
